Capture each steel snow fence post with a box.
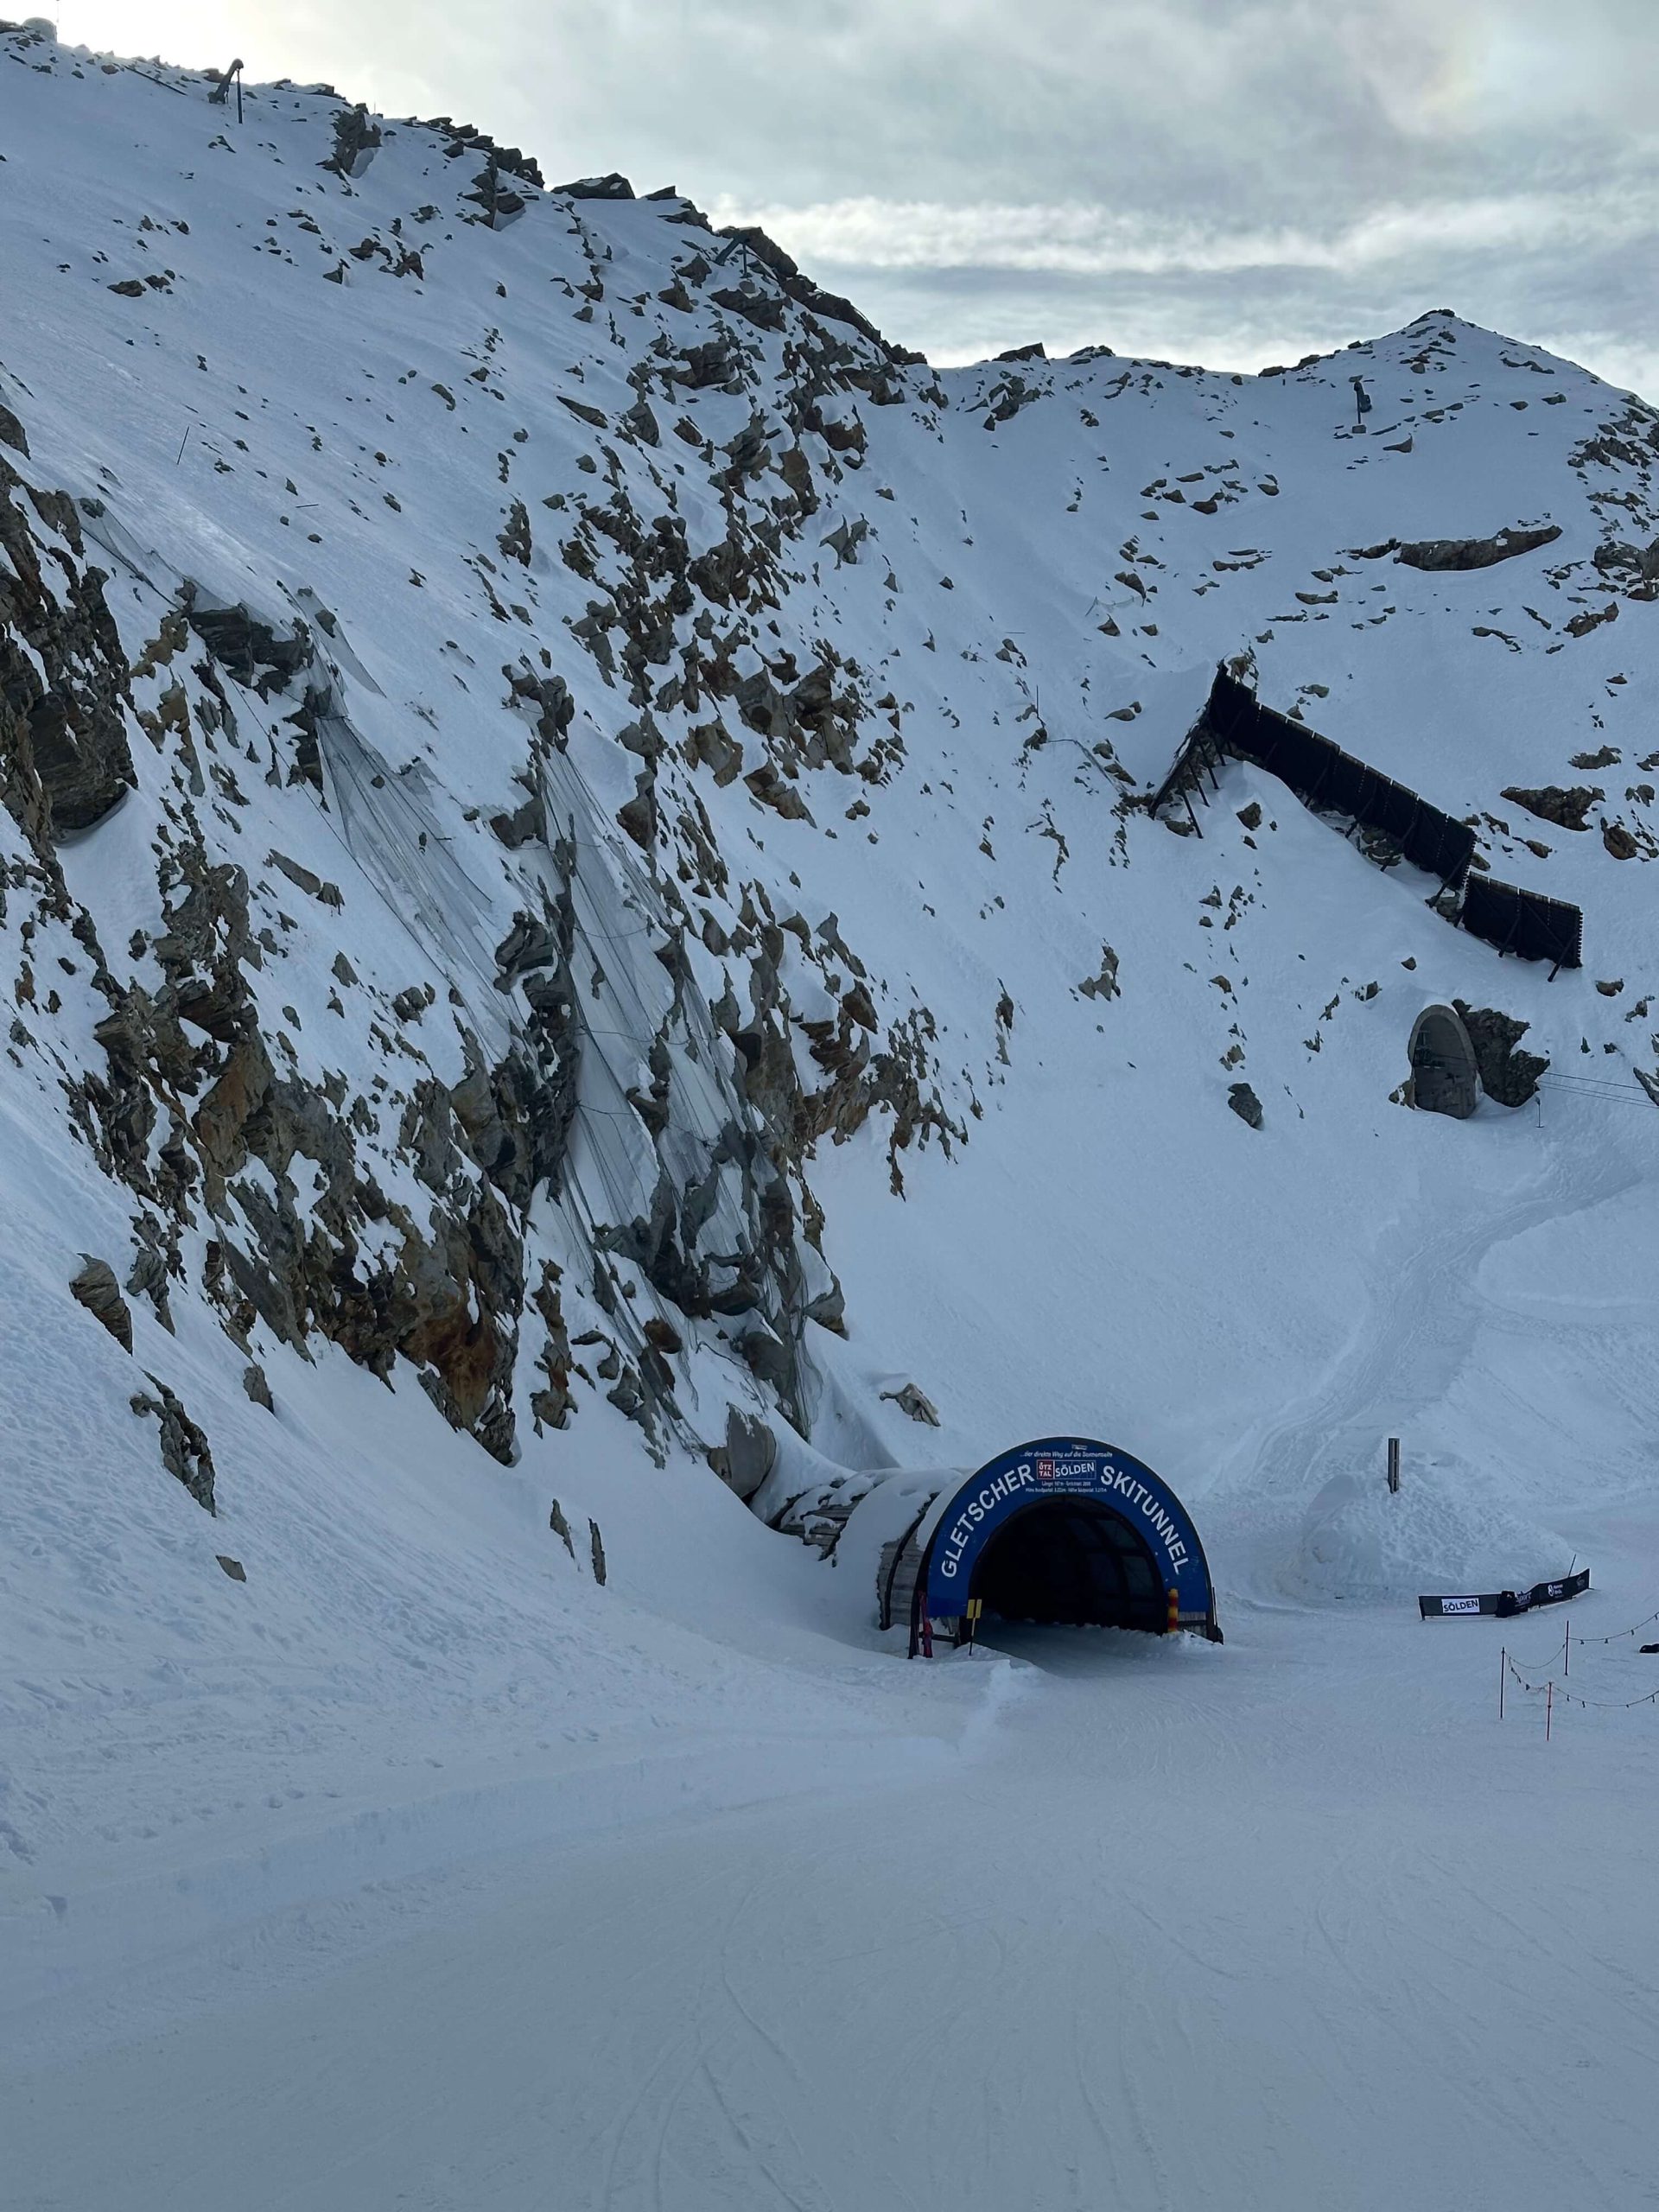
[1387,1438,1401,1494]
[1500,1647,1506,1721]
[1546,1680,1553,1742]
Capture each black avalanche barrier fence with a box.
[1200,670,1477,883]
[1420,1567,1590,1619]
[1159,670,1583,972]
[1460,874,1583,971]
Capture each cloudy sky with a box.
[57,0,1659,392]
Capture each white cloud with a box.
[714,186,1659,283]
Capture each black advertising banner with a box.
[1419,1568,1590,1621]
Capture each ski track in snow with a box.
[1213,1104,1645,1556]
[9,1597,1659,2211]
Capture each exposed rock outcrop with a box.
[70,1256,133,1351]
[1395,523,1561,571]
[557,172,634,200]
[130,1378,216,1512]
[1452,1003,1549,1107]
[0,458,137,847]
[1501,785,1599,831]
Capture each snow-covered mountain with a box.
[3,29,1659,2206]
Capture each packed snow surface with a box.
[2,28,1658,2210]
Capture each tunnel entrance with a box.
[1407,1002,1480,1118]
[900,1435,1221,1649]
[971,1496,1166,1630]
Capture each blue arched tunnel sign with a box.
[918,1436,1221,1643]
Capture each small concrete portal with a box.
[1407,1002,1480,1118]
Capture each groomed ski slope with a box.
[6,1078,1659,2211]
[8,1567,1659,2211]
[1,29,1658,2210]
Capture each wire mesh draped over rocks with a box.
[0,455,137,844]
[184,593,311,699]
[0,378,894,1479]
[27,646,581,1468]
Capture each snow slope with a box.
[2,26,1658,2209]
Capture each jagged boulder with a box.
[1452,1004,1548,1108]
[70,1256,133,1351]
[1501,784,1600,831]
[321,104,381,179]
[556,172,634,200]
[880,1380,941,1427]
[130,1379,216,1512]
[714,224,898,356]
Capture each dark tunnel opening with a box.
[969,1497,1168,1632]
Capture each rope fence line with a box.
[1503,1652,1558,1697]
[1505,1651,1659,1713]
[1499,1607,1659,1738]
[1568,1605,1659,1647]
[1551,1684,1659,1712]
[1509,1603,1659,1677]
[1504,1656,1659,1707]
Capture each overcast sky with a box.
[57,0,1659,393]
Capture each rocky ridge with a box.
[1,26,1656,1531]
